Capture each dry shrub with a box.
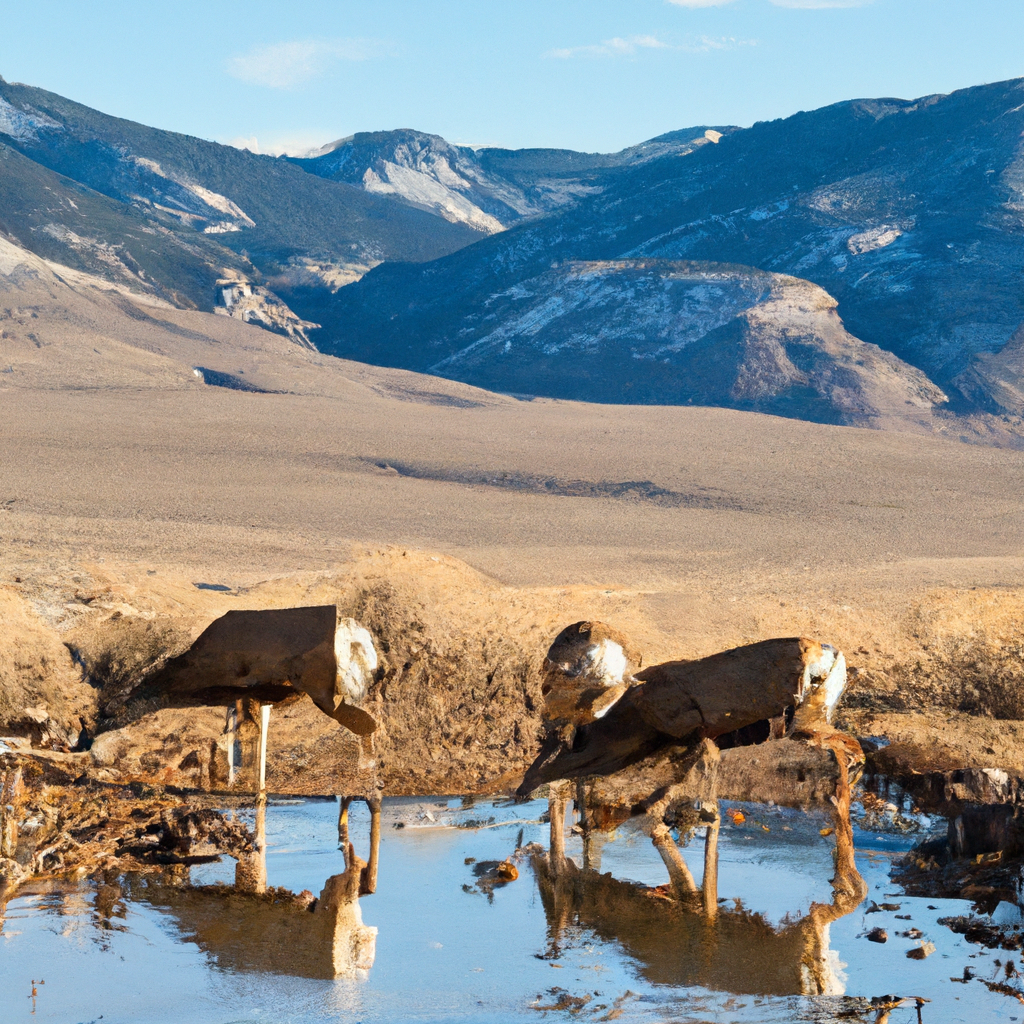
[66,616,192,714]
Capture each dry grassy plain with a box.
[3,257,1024,787]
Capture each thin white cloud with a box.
[546,33,753,59]
[690,35,756,51]
[223,133,334,157]
[546,35,672,59]
[225,38,391,89]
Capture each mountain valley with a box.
[4,73,1024,443]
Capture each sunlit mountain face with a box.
[5,73,1024,433]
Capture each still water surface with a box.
[1,797,1019,1024]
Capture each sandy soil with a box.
[3,269,1024,797]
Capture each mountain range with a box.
[290,126,729,233]
[3,73,1024,440]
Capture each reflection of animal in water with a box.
[140,842,377,979]
[180,779,380,978]
[236,768,383,906]
[529,748,867,997]
[518,623,863,904]
[138,607,383,893]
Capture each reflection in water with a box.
[137,795,379,980]
[534,744,867,997]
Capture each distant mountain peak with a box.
[290,126,731,234]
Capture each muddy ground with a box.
[3,547,1024,897]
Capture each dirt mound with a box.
[3,549,1024,797]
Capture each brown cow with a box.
[518,623,859,898]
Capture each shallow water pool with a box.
[0,797,1019,1024]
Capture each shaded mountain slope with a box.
[315,79,1024,419]
[0,78,482,305]
[379,258,946,429]
[0,138,251,309]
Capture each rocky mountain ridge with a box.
[291,126,732,233]
[313,78,1024,432]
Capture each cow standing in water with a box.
[518,622,861,901]
[127,606,383,893]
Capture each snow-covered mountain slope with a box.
[292,127,731,232]
[315,78,1024,426]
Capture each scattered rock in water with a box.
[865,900,901,913]
[907,942,936,959]
[939,915,1024,951]
[464,857,522,900]
[532,988,591,1012]
[867,928,889,943]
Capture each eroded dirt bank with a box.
[3,545,1024,894]
[5,546,1024,785]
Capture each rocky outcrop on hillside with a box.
[213,275,319,349]
[417,259,946,429]
[0,232,320,374]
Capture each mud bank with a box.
[3,546,1024,902]
[4,547,1024,796]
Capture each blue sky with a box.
[2,0,1023,154]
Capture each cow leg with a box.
[826,738,864,901]
[549,781,570,877]
[699,745,721,916]
[649,818,699,899]
[575,779,604,872]
[360,795,382,895]
[338,797,352,858]
[257,704,271,795]
[235,791,268,893]
[225,704,239,786]
[647,789,698,899]
[702,811,720,917]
